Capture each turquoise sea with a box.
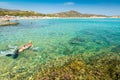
[0,18,120,79]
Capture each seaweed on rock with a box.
[32,54,120,80]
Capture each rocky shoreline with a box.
[0,21,19,26]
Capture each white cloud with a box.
[64,2,75,6]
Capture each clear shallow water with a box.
[0,18,120,79]
[0,18,120,52]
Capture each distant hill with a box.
[0,8,116,17]
[0,8,20,11]
[51,10,83,17]
[110,16,120,18]
[0,8,45,16]
[50,10,108,17]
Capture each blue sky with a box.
[0,0,120,16]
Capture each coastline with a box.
[0,16,120,21]
[0,16,120,26]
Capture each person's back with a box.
[18,42,32,53]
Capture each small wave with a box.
[0,49,15,57]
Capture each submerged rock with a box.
[32,54,120,80]
[111,45,120,53]
[69,36,85,45]
[100,36,110,45]
[93,40,103,44]
[31,47,39,52]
